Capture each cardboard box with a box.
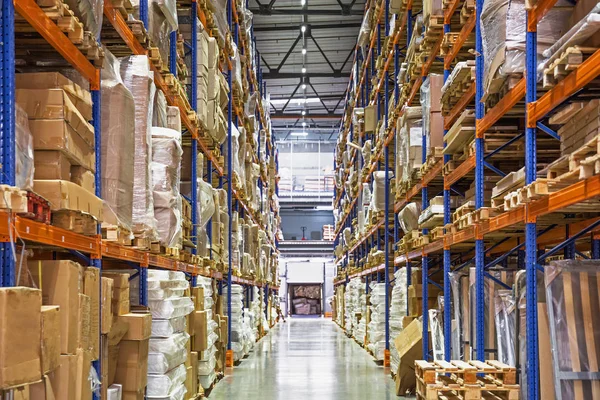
[15,72,93,120]
[394,318,424,395]
[113,286,130,303]
[101,278,114,334]
[112,299,130,316]
[118,313,152,341]
[33,180,103,220]
[28,119,95,172]
[191,352,198,396]
[219,316,228,347]
[83,268,100,359]
[29,260,81,355]
[185,366,194,399]
[41,305,61,374]
[0,288,42,389]
[75,349,92,400]
[34,151,71,180]
[30,374,55,400]
[13,384,30,400]
[100,335,108,400]
[191,287,205,311]
[102,272,130,289]
[78,294,91,351]
[114,339,148,392]
[364,105,377,133]
[52,354,78,399]
[70,166,95,193]
[108,345,119,386]
[107,384,122,400]
[122,391,145,400]
[428,74,444,112]
[192,310,209,351]
[428,112,444,150]
[15,89,94,146]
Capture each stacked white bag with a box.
[367,282,387,360]
[147,270,194,400]
[356,289,367,345]
[343,278,364,336]
[194,276,219,390]
[389,268,408,372]
[224,284,245,361]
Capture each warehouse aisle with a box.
[209,318,396,399]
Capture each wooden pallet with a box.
[442,61,476,113]
[109,0,134,17]
[0,185,29,213]
[452,201,476,223]
[52,209,97,236]
[416,359,519,400]
[101,223,133,246]
[543,46,599,89]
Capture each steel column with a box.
[191,1,199,255]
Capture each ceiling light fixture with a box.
[291,131,308,137]
[302,110,306,116]
[301,25,306,33]
[269,97,320,105]
[301,0,306,5]
[302,48,307,55]
[302,83,307,89]
[302,121,307,127]
[301,67,307,74]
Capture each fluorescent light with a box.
[291,131,308,136]
[301,67,307,74]
[269,97,320,105]
[301,25,306,33]
[302,48,307,55]
[302,121,307,127]
[302,83,307,89]
[302,110,306,116]
[301,0,306,5]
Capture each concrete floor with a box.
[209,317,398,399]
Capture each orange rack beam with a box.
[444,13,475,70]
[444,154,475,189]
[444,84,475,130]
[527,0,559,32]
[16,0,100,89]
[476,78,525,135]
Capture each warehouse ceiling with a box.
[249,0,366,141]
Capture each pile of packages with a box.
[356,289,368,345]
[291,285,321,315]
[192,277,220,391]
[367,283,387,360]
[224,285,246,361]
[344,278,364,337]
[389,269,408,372]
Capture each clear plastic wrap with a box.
[147,382,186,400]
[101,49,134,230]
[148,297,194,319]
[120,55,157,238]
[151,127,183,248]
[149,0,179,63]
[153,89,168,128]
[357,8,372,50]
[544,260,600,399]
[64,0,103,39]
[207,0,229,45]
[148,332,189,374]
[449,270,468,360]
[398,202,421,234]
[494,289,516,366]
[147,364,187,397]
[371,171,393,212]
[151,316,187,337]
[429,309,445,361]
[15,104,34,190]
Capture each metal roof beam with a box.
[253,22,362,32]
[263,72,345,79]
[250,8,363,16]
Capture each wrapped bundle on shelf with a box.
[151,127,183,249]
[449,271,469,360]
[480,0,569,101]
[420,74,444,158]
[148,0,179,66]
[389,268,408,373]
[64,0,103,39]
[344,278,364,337]
[100,49,135,232]
[395,107,422,189]
[398,202,421,234]
[224,285,245,361]
[371,171,393,212]
[15,104,34,190]
[367,283,387,360]
[494,289,516,366]
[121,55,158,240]
[193,277,219,389]
[147,271,193,398]
[356,290,368,345]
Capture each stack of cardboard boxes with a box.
[16,73,103,230]
[205,29,227,146]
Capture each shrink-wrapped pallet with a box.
[120,55,157,239]
[148,0,179,64]
[101,49,135,230]
[151,127,183,248]
[15,105,34,190]
[64,0,103,39]
[389,268,408,373]
[367,283,388,360]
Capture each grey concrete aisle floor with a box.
[209,317,398,399]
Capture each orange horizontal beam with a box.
[444,0,462,24]
[103,3,146,55]
[17,0,100,89]
[444,84,475,130]
[102,242,148,265]
[527,48,600,127]
[476,78,525,135]
[528,175,600,219]
[527,0,559,32]
[444,13,475,70]
[444,154,475,188]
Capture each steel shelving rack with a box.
[0,0,280,395]
[333,0,600,396]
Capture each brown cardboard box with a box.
[13,384,30,400]
[75,349,92,400]
[70,166,95,193]
[364,105,377,133]
[52,354,78,399]
[103,272,129,289]
[428,112,444,150]
[33,180,103,220]
[107,345,119,386]
[394,318,423,395]
[15,89,94,146]
[41,305,61,374]
[29,260,81,355]
[219,316,228,347]
[15,72,93,120]
[0,288,42,389]
[191,287,205,310]
[428,74,444,112]
[112,299,130,316]
[78,294,91,351]
[122,391,145,400]
[30,374,56,400]
[192,310,209,351]
[100,335,108,400]
[118,313,152,341]
[113,286,130,303]
[83,268,100,358]
[190,352,198,396]
[114,339,148,392]
[28,119,95,172]
[101,278,114,334]
[34,151,71,180]
[185,366,194,399]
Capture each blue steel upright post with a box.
[525,10,539,399]
[383,0,391,367]
[226,0,234,366]
[0,0,15,287]
[474,0,486,362]
[191,1,199,257]
[442,7,452,361]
